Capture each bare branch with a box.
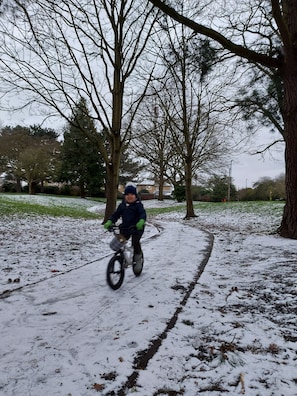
[148,0,280,68]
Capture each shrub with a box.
[173,185,185,202]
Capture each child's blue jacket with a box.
[109,198,146,229]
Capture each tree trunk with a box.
[101,28,124,223]
[29,181,37,195]
[16,177,22,193]
[279,144,297,238]
[80,181,86,199]
[278,57,297,238]
[158,172,164,201]
[276,0,297,239]
[103,142,122,223]
[184,158,196,219]
[104,171,117,223]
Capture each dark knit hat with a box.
[124,185,137,195]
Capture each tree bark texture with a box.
[103,139,122,223]
[277,41,297,237]
[185,158,196,218]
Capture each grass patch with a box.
[0,194,101,219]
[146,205,185,216]
[193,200,284,216]
[0,193,285,220]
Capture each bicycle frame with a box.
[122,244,134,267]
[109,224,136,268]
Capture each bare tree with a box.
[0,0,158,220]
[148,0,297,238]
[132,92,176,201]
[154,16,233,217]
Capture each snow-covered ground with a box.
[0,195,296,396]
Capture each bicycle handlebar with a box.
[108,224,137,233]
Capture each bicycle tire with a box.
[133,253,144,277]
[106,254,125,290]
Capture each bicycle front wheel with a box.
[133,252,144,276]
[106,254,125,290]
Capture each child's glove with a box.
[104,220,113,230]
[136,219,145,230]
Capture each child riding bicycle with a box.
[104,183,146,271]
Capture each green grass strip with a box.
[0,196,100,219]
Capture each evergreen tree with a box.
[208,175,237,202]
[60,98,105,197]
[119,144,145,187]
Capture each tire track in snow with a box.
[114,226,214,396]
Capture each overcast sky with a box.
[231,127,285,189]
[232,151,284,189]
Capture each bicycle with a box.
[106,225,144,290]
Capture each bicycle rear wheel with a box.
[106,254,125,290]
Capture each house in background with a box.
[136,179,156,194]
[118,179,173,199]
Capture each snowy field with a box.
[0,195,297,396]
